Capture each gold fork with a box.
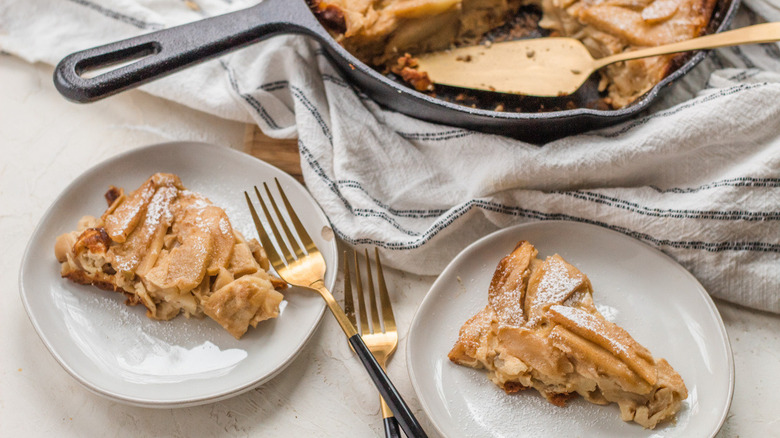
[344,248,401,438]
[245,179,426,438]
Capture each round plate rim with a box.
[18,141,335,408]
[406,220,734,437]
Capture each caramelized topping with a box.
[488,241,537,327]
[108,185,177,274]
[103,173,182,243]
[548,305,657,386]
[73,228,111,255]
[203,276,284,339]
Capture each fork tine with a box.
[375,247,396,333]
[275,178,317,254]
[245,191,285,271]
[353,250,369,335]
[264,182,305,259]
[365,248,381,334]
[254,186,295,265]
[343,251,356,327]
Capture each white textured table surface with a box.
[2,55,779,437]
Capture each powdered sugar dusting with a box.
[494,271,526,327]
[449,364,611,437]
[179,190,212,210]
[457,307,493,351]
[110,183,154,233]
[53,285,249,384]
[144,187,175,230]
[111,186,176,272]
[534,256,583,305]
[552,305,629,357]
[596,303,619,322]
[219,216,231,236]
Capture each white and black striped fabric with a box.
[3,0,779,312]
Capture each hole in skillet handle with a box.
[75,42,161,79]
[54,38,166,103]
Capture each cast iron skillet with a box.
[54,0,740,142]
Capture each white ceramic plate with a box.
[19,141,337,408]
[407,221,733,437]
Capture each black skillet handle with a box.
[384,417,401,438]
[54,0,323,103]
[348,334,428,438]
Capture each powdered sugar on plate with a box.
[407,221,732,438]
[445,362,650,438]
[53,283,251,384]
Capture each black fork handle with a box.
[384,417,402,438]
[53,0,324,103]
[349,334,427,438]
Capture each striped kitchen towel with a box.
[2,0,779,312]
